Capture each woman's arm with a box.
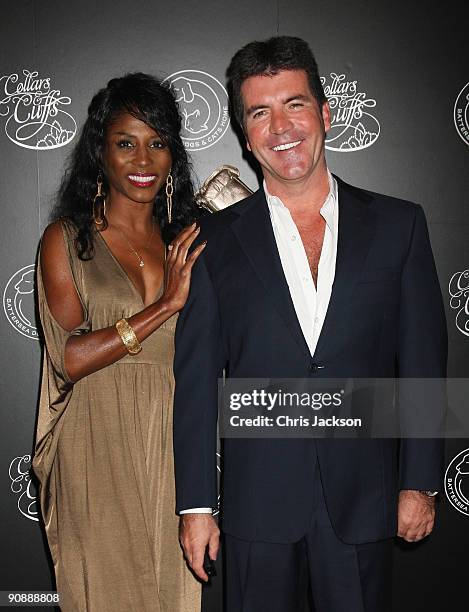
[40,221,205,383]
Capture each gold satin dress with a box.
[33,220,200,612]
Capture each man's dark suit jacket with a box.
[173,177,447,545]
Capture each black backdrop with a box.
[1,1,468,610]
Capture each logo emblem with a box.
[0,69,76,150]
[454,82,469,146]
[449,270,469,337]
[9,454,39,522]
[321,72,380,152]
[445,448,469,516]
[164,70,230,151]
[3,264,38,340]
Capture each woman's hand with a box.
[161,223,207,313]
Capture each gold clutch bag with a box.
[196,165,253,213]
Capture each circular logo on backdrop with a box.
[164,70,230,151]
[448,269,469,337]
[9,454,39,522]
[3,264,38,340]
[445,448,469,516]
[0,69,76,150]
[321,72,380,152]
[454,82,469,146]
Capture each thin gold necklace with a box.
[113,223,155,268]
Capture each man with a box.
[173,37,447,611]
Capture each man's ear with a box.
[243,126,252,152]
[322,101,331,133]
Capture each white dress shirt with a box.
[180,170,339,515]
[265,170,339,356]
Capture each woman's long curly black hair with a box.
[51,72,200,259]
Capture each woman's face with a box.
[102,112,172,206]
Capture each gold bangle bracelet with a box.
[115,318,142,355]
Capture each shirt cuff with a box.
[179,507,213,514]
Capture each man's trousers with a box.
[223,459,393,612]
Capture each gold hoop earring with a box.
[93,171,107,229]
[166,172,173,224]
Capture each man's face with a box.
[241,69,330,191]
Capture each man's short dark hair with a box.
[226,36,327,126]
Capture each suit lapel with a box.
[230,190,311,359]
[314,179,376,360]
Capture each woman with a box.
[33,73,205,611]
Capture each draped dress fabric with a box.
[33,220,200,612]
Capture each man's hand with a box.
[397,490,436,542]
[179,513,220,581]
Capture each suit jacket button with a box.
[309,362,323,373]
